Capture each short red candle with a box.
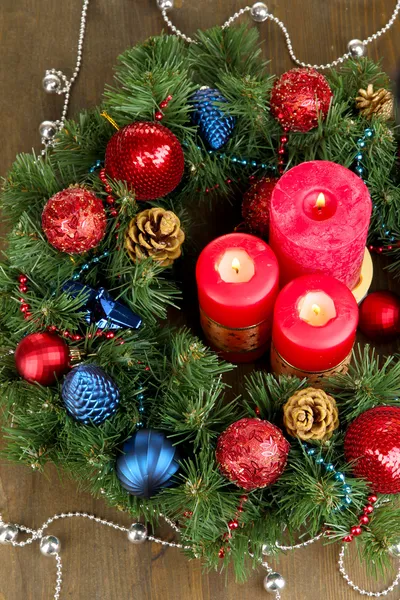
[196,233,279,362]
[272,274,359,373]
[269,161,372,289]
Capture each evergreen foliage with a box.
[0,25,399,583]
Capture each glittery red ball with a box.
[15,333,70,386]
[42,187,107,254]
[270,68,333,133]
[241,177,279,238]
[105,122,184,201]
[358,291,400,342]
[344,406,400,494]
[216,418,290,491]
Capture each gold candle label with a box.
[270,342,352,386]
[200,307,272,354]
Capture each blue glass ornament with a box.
[63,281,142,331]
[62,364,120,425]
[116,429,180,498]
[190,87,236,150]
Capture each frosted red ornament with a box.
[42,187,107,254]
[15,332,70,386]
[358,291,400,341]
[241,177,278,238]
[105,122,184,201]
[344,406,400,494]
[270,68,333,133]
[216,418,290,491]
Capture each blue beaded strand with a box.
[304,444,352,510]
[354,128,396,244]
[71,251,110,281]
[89,159,103,174]
[137,383,145,429]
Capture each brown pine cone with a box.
[283,387,339,441]
[125,207,185,267]
[355,84,394,121]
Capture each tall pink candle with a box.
[269,161,372,289]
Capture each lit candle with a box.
[271,274,359,384]
[269,161,372,290]
[196,233,279,363]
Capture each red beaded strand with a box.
[218,494,248,558]
[99,168,118,218]
[155,94,173,121]
[277,130,289,176]
[342,494,378,542]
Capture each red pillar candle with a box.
[271,274,359,384]
[196,233,279,363]
[269,161,372,289]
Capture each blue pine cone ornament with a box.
[62,364,120,425]
[190,87,236,150]
[116,429,180,498]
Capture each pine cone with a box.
[283,387,339,441]
[355,84,394,121]
[125,208,185,267]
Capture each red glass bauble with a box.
[105,122,184,201]
[42,187,107,254]
[358,291,400,342]
[270,68,333,133]
[344,406,400,494]
[216,417,290,491]
[15,332,70,386]
[242,177,279,238]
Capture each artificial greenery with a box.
[0,25,400,584]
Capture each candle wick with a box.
[315,193,326,210]
[231,258,240,274]
[312,304,321,315]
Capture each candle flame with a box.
[231,257,240,274]
[312,304,321,315]
[315,193,326,209]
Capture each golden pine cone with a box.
[125,207,185,267]
[283,387,339,441]
[355,84,394,121]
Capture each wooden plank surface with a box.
[0,1,399,599]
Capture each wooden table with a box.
[0,1,399,598]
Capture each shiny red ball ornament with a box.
[105,122,184,201]
[241,177,279,238]
[345,406,400,494]
[359,515,369,525]
[358,291,400,342]
[15,332,70,386]
[216,418,290,491]
[350,525,362,536]
[42,187,107,254]
[270,68,333,132]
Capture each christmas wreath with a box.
[1,25,400,593]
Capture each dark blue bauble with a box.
[62,365,120,425]
[116,430,180,498]
[63,281,142,331]
[190,87,236,150]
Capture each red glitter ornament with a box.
[344,406,400,494]
[358,291,400,342]
[15,332,70,386]
[216,418,290,491]
[241,177,279,238]
[42,187,107,254]
[270,68,333,133]
[105,122,184,201]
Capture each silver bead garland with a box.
[157,0,400,70]
[0,511,191,600]
[40,0,90,152]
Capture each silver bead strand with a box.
[156,0,400,70]
[338,544,400,597]
[40,0,90,150]
[276,532,324,551]
[54,553,63,600]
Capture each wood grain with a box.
[0,1,399,599]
